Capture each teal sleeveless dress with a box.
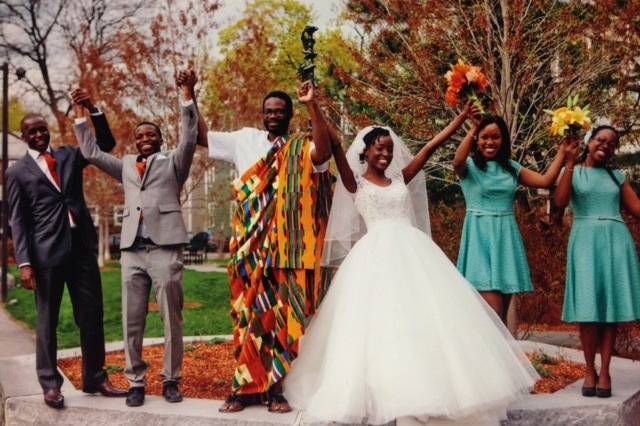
[562,166,640,323]
[457,158,533,294]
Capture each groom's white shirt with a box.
[207,127,329,175]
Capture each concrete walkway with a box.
[0,304,40,425]
[1,304,639,425]
[526,331,581,350]
[0,305,34,358]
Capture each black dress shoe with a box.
[44,388,64,409]
[596,387,612,398]
[162,381,183,403]
[84,378,128,397]
[581,373,598,397]
[125,387,145,407]
[581,386,596,397]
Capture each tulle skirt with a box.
[284,220,538,425]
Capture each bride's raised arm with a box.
[329,124,358,193]
[402,102,478,183]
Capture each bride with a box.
[284,104,538,425]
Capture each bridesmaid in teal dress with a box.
[453,115,577,322]
[555,125,640,398]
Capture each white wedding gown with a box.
[284,175,538,425]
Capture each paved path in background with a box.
[0,304,34,358]
[184,264,228,273]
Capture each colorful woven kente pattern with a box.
[227,132,332,395]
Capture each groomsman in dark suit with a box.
[6,99,127,409]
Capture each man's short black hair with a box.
[20,113,47,134]
[262,91,293,116]
[135,121,163,139]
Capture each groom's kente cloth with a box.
[228,133,332,395]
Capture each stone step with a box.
[2,340,639,425]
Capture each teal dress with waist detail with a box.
[562,166,640,323]
[457,158,533,294]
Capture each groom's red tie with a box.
[42,152,61,189]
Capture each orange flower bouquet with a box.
[445,59,490,111]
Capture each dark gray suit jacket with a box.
[7,114,116,268]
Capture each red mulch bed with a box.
[519,323,579,333]
[59,342,585,399]
[59,341,235,400]
[526,352,585,394]
[519,322,640,361]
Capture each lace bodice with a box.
[354,175,413,229]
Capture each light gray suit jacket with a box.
[74,103,198,250]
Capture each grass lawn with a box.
[5,261,232,349]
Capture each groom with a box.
[196,82,333,412]
[7,111,126,409]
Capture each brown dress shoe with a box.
[84,378,128,397]
[44,388,64,409]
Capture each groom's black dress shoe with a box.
[163,381,183,403]
[126,387,145,407]
[84,378,128,397]
[44,388,64,409]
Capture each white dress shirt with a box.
[207,127,329,176]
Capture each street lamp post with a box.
[1,63,25,303]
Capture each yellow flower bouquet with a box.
[544,95,592,138]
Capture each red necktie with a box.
[43,151,77,224]
[136,158,146,221]
[41,151,61,189]
[136,158,147,179]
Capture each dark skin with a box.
[215,84,331,414]
[337,102,478,194]
[453,117,579,322]
[554,128,640,392]
[70,88,99,114]
[74,71,197,159]
[176,70,208,151]
[195,81,332,167]
[18,115,52,290]
[454,122,578,187]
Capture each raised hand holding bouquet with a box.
[445,59,489,112]
[545,95,592,138]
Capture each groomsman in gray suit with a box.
[72,71,202,407]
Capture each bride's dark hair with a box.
[360,127,391,163]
